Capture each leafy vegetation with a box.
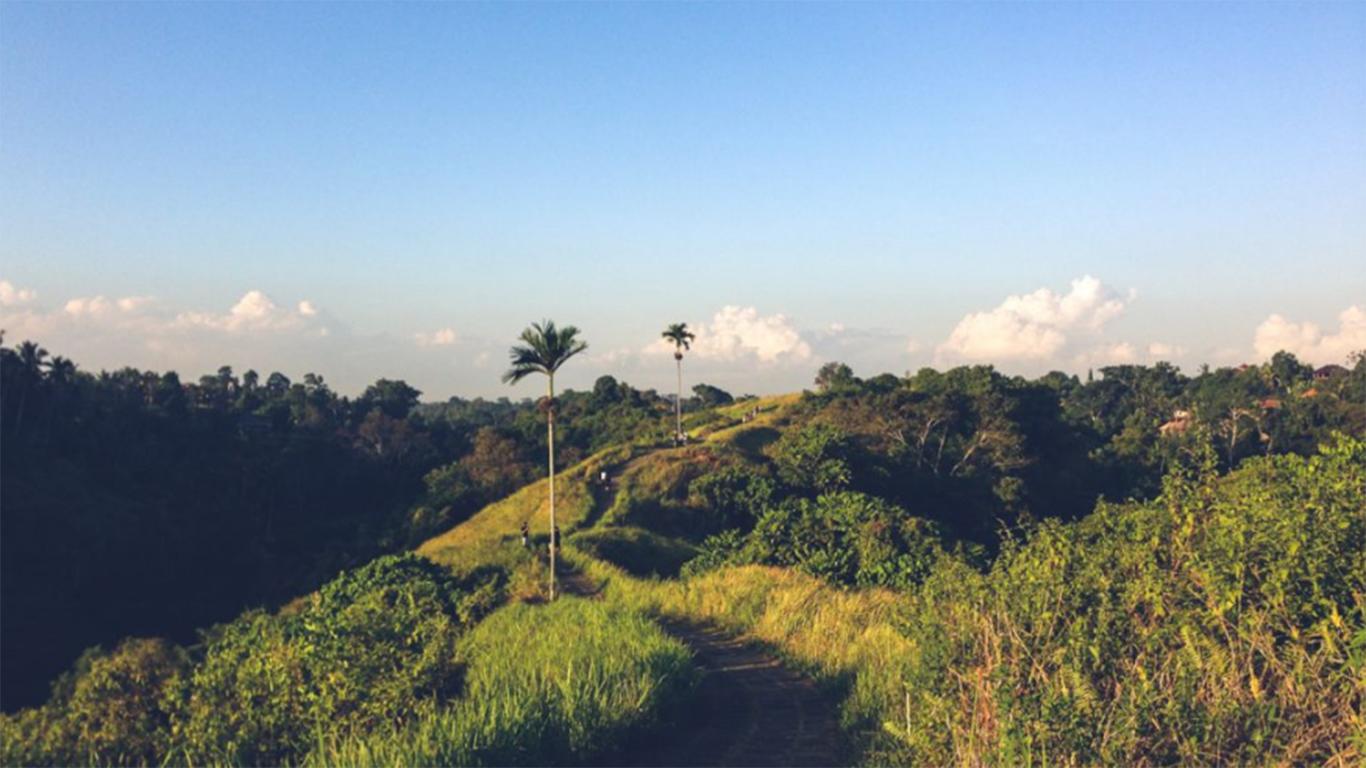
[0,554,501,766]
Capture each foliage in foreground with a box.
[579,437,1366,766]
[305,598,696,767]
[0,555,502,767]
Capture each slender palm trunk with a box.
[547,374,557,601]
[675,355,683,440]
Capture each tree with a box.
[1268,351,1312,390]
[358,379,422,420]
[502,320,588,600]
[661,323,696,441]
[12,341,49,436]
[592,375,623,404]
[814,361,857,393]
[691,383,733,408]
[265,372,291,397]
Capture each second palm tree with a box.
[661,323,696,443]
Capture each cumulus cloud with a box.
[1071,340,1193,369]
[1147,342,1184,359]
[648,305,812,364]
[174,290,322,334]
[415,327,458,346]
[0,280,36,307]
[936,276,1131,364]
[2,288,329,349]
[1253,306,1366,365]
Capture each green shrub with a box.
[171,554,497,765]
[0,638,188,767]
[771,422,855,494]
[680,528,748,579]
[687,465,775,532]
[688,491,950,589]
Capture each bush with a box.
[173,554,497,765]
[688,491,950,590]
[0,638,188,767]
[687,465,775,532]
[680,528,748,579]
[771,423,855,494]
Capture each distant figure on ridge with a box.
[520,521,529,549]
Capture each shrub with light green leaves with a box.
[172,553,499,765]
[684,491,952,590]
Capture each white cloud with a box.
[1253,306,1366,365]
[647,305,812,364]
[415,327,458,346]
[1147,341,1184,359]
[0,280,36,307]
[936,276,1131,363]
[175,290,321,334]
[1074,342,1137,367]
[4,288,327,348]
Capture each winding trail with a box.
[561,445,846,767]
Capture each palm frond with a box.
[661,322,695,351]
[503,320,589,384]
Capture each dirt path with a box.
[568,447,846,766]
[616,618,845,767]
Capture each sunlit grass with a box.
[305,597,696,767]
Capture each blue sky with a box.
[2,2,1363,398]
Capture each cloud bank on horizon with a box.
[1,277,1362,399]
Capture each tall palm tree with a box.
[661,323,695,442]
[503,320,588,601]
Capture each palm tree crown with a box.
[502,320,589,385]
[661,323,695,359]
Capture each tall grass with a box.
[305,598,696,767]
